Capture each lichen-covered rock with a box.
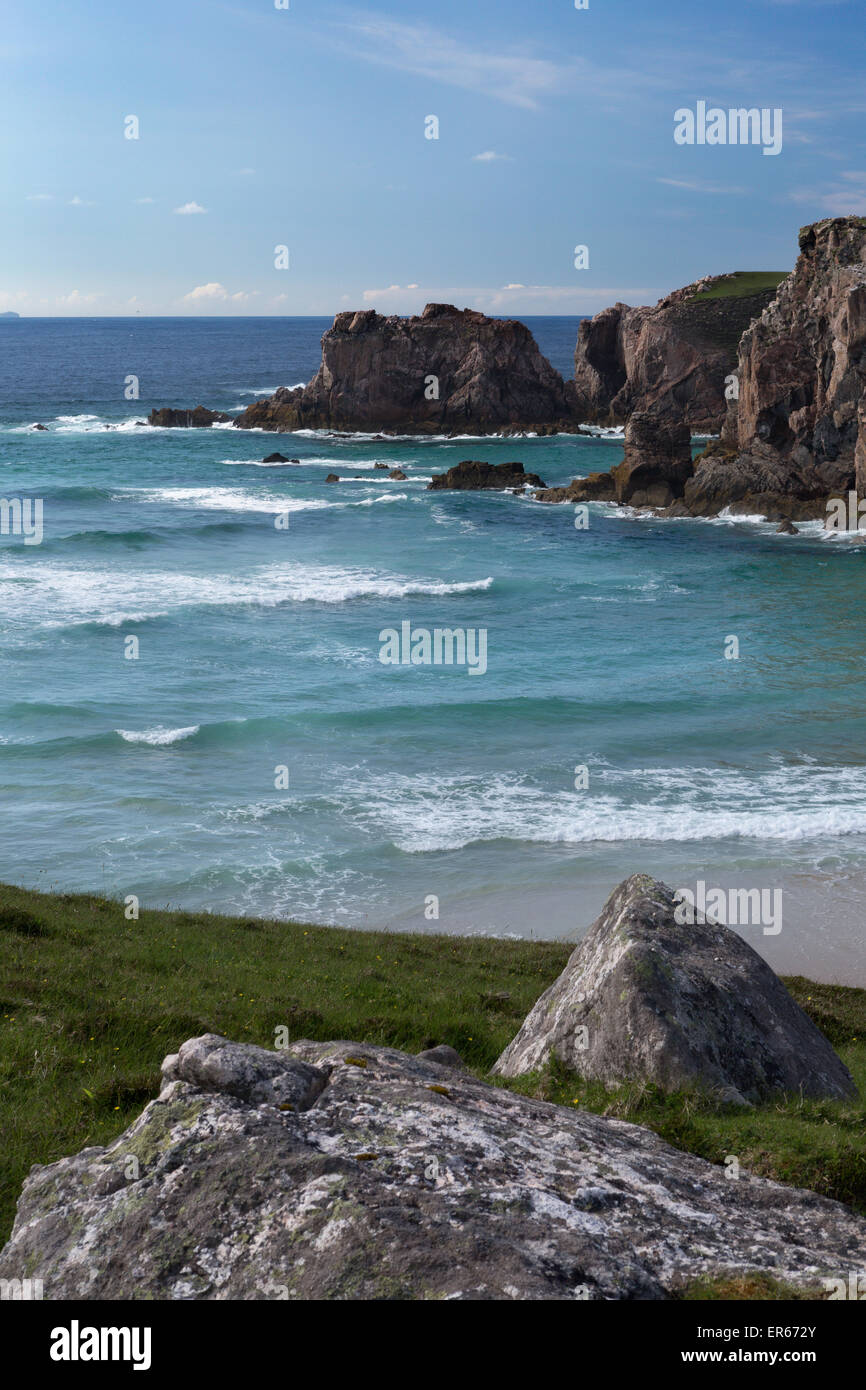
[231,304,577,436]
[495,876,858,1106]
[1,1030,863,1300]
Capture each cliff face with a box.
[234,304,577,435]
[686,217,866,516]
[573,275,783,432]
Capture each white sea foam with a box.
[114,485,408,513]
[337,763,866,853]
[117,725,200,746]
[0,558,493,628]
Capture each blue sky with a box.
[1,0,864,315]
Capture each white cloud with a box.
[174,201,207,215]
[55,290,100,307]
[26,194,54,201]
[183,283,254,304]
[472,151,512,162]
[68,195,95,206]
[0,290,28,311]
[183,283,230,301]
[135,197,156,204]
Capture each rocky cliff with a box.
[231,304,577,436]
[544,220,866,519]
[573,273,784,432]
[684,217,866,518]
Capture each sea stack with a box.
[231,304,578,436]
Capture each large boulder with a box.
[573,274,784,432]
[495,875,857,1106]
[231,304,578,436]
[1,1032,863,1300]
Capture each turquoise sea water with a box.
[1,317,865,982]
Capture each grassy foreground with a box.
[2,882,865,1296]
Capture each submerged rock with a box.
[1,1031,863,1300]
[428,460,545,491]
[495,875,857,1106]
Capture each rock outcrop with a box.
[2,1029,863,1300]
[495,876,857,1106]
[536,413,692,508]
[573,274,784,432]
[682,218,866,518]
[428,460,546,491]
[231,304,578,436]
[148,406,231,428]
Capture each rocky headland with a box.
[546,218,866,521]
[572,272,784,433]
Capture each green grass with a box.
[0,881,568,1244]
[1,880,864,1284]
[673,1273,827,1301]
[692,270,789,300]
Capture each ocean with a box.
[1,316,865,983]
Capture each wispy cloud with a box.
[331,13,567,109]
[174,201,207,215]
[791,170,866,214]
[26,193,53,202]
[472,151,512,163]
[68,195,95,206]
[658,178,747,194]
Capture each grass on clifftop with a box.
[1,882,865,1278]
[692,271,789,300]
